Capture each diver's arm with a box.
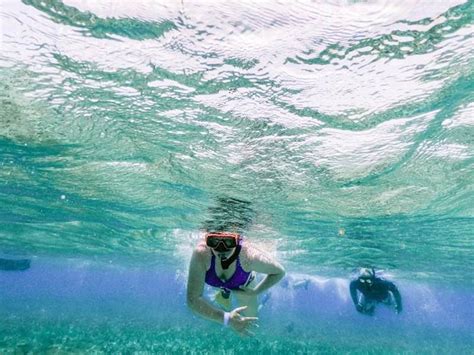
[245,248,285,295]
[388,282,403,313]
[186,248,226,324]
[350,280,364,312]
[349,280,359,306]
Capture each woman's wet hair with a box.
[202,196,255,234]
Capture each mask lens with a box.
[206,236,237,249]
[206,238,219,248]
[223,238,236,248]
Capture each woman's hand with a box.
[228,306,258,336]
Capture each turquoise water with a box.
[1,0,473,353]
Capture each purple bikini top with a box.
[204,242,252,290]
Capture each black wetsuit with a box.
[350,277,402,315]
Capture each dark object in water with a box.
[0,258,31,271]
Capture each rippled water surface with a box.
[1,0,473,352]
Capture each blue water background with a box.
[1,0,473,352]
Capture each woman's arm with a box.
[244,246,285,295]
[186,248,225,324]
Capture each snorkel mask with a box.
[359,268,376,285]
[206,232,240,251]
[206,232,242,269]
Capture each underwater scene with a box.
[1,0,473,353]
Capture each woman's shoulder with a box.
[193,240,210,257]
[192,241,211,268]
[241,239,280,266]
[241,239,263,256]
[239,240,263,269]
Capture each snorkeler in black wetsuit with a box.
[350,268,402,316]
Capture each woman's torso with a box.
[202,240,253,290]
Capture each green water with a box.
[1,0,473,352]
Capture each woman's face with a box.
[205,232,239,259]
[211,246,236,260]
